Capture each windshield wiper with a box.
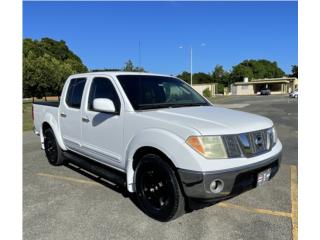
[137,103,175,110]
[137,102,208,110]
[169,103,207,108]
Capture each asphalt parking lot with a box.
[23,95,298,240]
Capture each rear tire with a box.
[135,154,185,221]
[43,128,64,166]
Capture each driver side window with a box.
[88,77,121,112]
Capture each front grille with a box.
[239,129,272,157]
[223,128,273,158]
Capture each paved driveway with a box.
[23,95,297,240]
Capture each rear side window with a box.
[66,78,86,109]
[88,77,121,112]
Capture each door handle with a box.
[60,113,67,118]
[82,116,90,123]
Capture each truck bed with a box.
[33,101,60,107]
[33,101,60,134]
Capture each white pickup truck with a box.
[33,72,282,221]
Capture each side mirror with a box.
[93,98,116,114]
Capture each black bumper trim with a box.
[177,152,281,199]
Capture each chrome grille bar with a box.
[223,128,273,158]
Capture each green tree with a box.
[212,65,231,87]
[192,72,212,84]
[230,59,285,83]
[291,65,298,78]
[177,71,212,84]
[230,64,254,83]
[212,65,224,82]
[176,71,191,84]
[55,61,75,97]
[23,51,38,100]
[23,38,88,100]
[32,54,60,100]
[123,60,134,71]
[91,68,122,72]
[134,66,145,72]
[123,59,145,72]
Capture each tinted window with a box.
[117,75,209,110]
[66,78,86,109]
[88,77,121,112]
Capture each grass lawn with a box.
[23,102,33,131]
[23,97,59,132]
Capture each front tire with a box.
[43,128,64,166]
[135,154,185,221]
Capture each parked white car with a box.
[33,72,282,221]
[289,89,298,98]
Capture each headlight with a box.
[271,127,278,145]
[186,136,228,159]
[267,126,278,148]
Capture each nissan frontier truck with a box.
[33,72,282,221]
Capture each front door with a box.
[81,76,124,170]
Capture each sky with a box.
[23,1,297,75]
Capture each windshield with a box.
[117,75,210,110]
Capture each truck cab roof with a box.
[68,71,172,79]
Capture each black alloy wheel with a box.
[44,128,64,166]
[135,154,185,221]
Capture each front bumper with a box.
[177,152,281,200]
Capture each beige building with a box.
[231,77,298,95]
[192,83,217,96]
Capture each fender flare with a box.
[41,113,67,151]
[124,128,202,192]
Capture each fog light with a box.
[209,179,224,193]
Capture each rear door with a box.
[60,77,87,152]
[81,76,124,170]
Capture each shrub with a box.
[203,87,212,98]
[217,84,225,94]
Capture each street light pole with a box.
[190,47,193,86]
[179,43,205,86]
[138,40,141,69]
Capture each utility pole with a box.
[190,47,193,86]
[179,44,205,86]
[138,40,141,69]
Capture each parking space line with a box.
[217,202,292,218]
[291,165,298,240]
[39,165,297,225]
[37,173,101,186]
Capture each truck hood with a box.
[140,106,273,135]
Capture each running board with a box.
[63,151,126,188]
